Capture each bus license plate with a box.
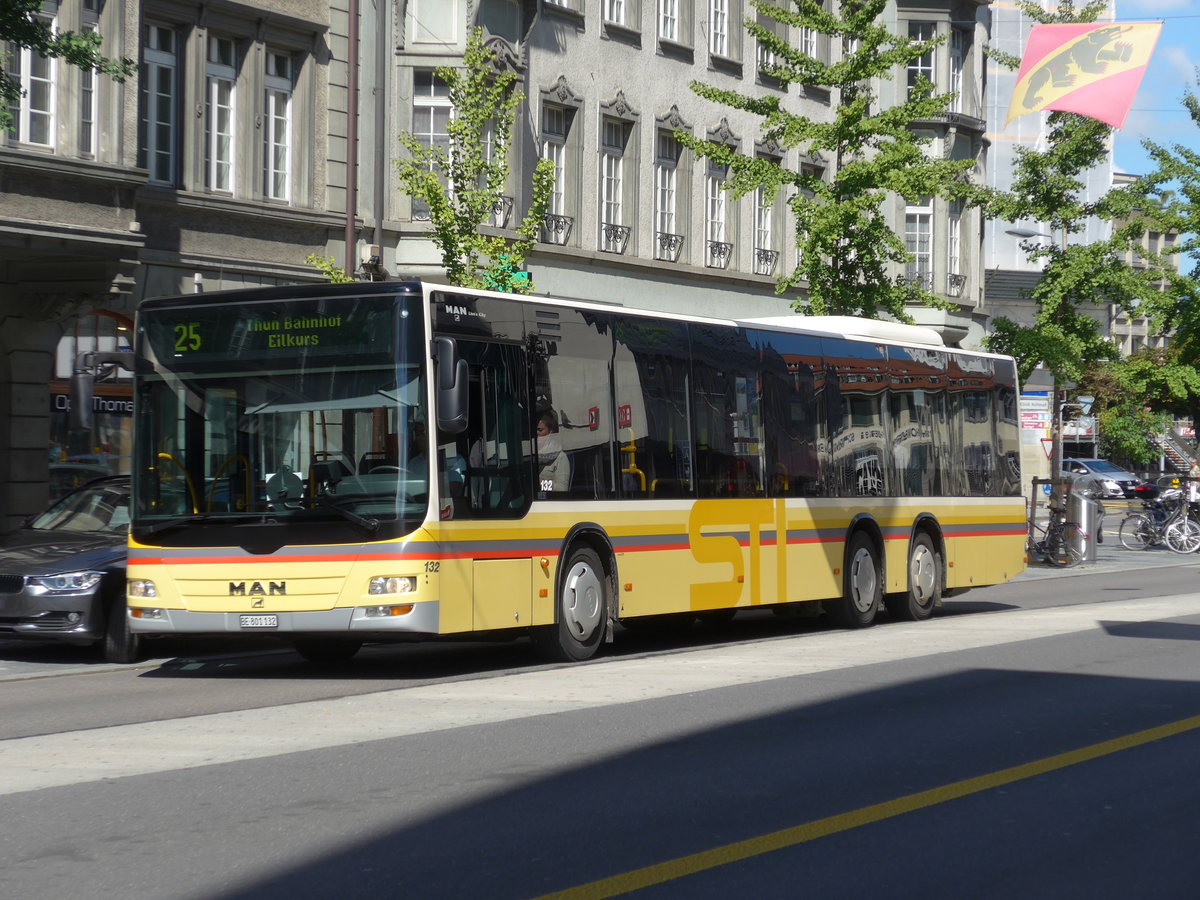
[239,614,278,629]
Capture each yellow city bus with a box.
[121,280,1026,662]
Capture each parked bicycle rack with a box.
[1028,477,1100,565]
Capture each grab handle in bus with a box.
[433,336,468,434]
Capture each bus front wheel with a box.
[534,546,607,662]
[828,533,881,628]
[884,532,941,621]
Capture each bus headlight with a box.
[128,579,158,598]
[369,576,416,595]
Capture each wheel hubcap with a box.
[849,548,877,613]
[910,545,936,605]
[562,562,603,639]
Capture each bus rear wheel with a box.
[884,532,941,621]
[533,546,607,662]
[828,533,881,628]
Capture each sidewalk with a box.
[1015,510,1200,581]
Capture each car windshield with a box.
[30,482,130,534]
[1083,460,1128,475]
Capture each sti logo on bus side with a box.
[229,581,286,596]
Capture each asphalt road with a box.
[2,547,1200,899]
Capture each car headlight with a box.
[29,571,104,593]
[1101,479,1120,492]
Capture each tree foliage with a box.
[1079,347,1200,465]
[304,254,354,284]
[0,1,133,132]
[680,0,974,321]
[979,1,1174,390]
[1139,71,1200,436]
[395,28,554,294]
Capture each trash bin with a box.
[1067,484,1101,563]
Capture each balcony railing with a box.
[490,195,513,229]
[600,222,631,254]
[541,213,574,246]
[904,271,933,291]
[655,232,684,262]
[754,248,779,276]
[706,240,733,269]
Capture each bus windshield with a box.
[132,292,428,535]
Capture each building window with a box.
[139,24,177,184]
[905,197,933,289]
[540,104,574,244]
[654,131,683,261]
[705,159,731,268]
[205,36,237,192]
[4,14,56,147]
[753,183,778,275]
[907,22,935,100]
[411,69,453,219]
[79,10,99,156]
[263,50,292,201]
[604,0,626,25]
[949,28,966,114]
[658,0,678,41]
[947,199,964,296]
[709,0,728,57]
[600,118,630,253]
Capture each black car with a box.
[0,476,141,663]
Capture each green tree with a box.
[304,254,354,284]
[1140,71,1200,444]
[0,1,133,133]
[395,28,554,294]
[1080,348,1200,466]
[680,0,973,321]
[981,0,1183,481]
[981,1,1173,388]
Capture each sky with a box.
[1111,0,1200,176]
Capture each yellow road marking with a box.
[534,713,1200,899]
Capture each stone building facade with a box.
[0,0,993,527]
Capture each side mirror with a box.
[69,367,96,431]
[70,350,135,432]
[433,337,468,434]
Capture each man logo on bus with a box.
[229,581,286,596]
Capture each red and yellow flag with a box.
[1006,22,1162,129]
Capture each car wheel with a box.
[102,592,144,664]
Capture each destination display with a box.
[140,296,409,368]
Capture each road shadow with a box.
[1101,620,1200,642]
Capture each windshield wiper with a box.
[138,513,245,537]
[307,494,380,533]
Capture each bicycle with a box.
[1119,487,1200,553]
[1030,508,1084,567]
